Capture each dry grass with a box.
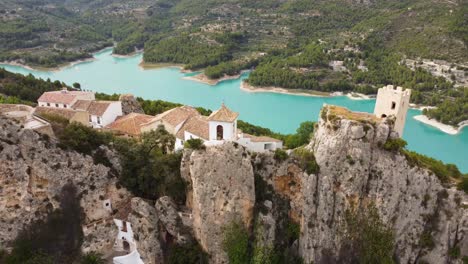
[327,105,381,123]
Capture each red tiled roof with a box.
[72,100,114,116]
[38,90,94,104]
[175,115,209,140]
[34,106,81,120]
[106,113,154,136]
[154,106,200,127]
[207,104,238,122]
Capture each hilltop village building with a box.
[109,104,283,152]
[373,85,411,136]
[36,89,122,128]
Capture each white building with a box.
[37,88,95,109]
[72,100,122,128]
[172,104,283,152]
[106,103,283,152]
[373,85,411,136]
[113,219,144,264]
[37,89,122,128]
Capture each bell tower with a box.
[374,85,411,137]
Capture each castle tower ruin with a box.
[373,85,411,136]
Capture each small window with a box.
[64,104,67,108]
[55,103,59,107]
[47,103,50,107]
[391,101,396,110]
[97,117,101,124]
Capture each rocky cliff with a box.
[0,116,163,263]
[299,106,467,263]
[181,144,255,263]
[1,102,467,264]
[180,105,467,264]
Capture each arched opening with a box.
[381,114,387,118]
[123,241,130,251]
[216,125,224,140]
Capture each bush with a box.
[293,147,319,174]
[116,126,186,203]
[167,242,209,264]
[184,138,205,150]
[58,122,113,156]
[223,221,251,264]
[382,138,407,152]
[458,176,468,194]
[403,150,462,183]
[340,204,394,264]
[80,252,105,264]
[274,149,288,161]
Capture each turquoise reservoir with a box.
[1,48,466,172]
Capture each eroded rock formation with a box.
[181,143,255,263]
[299,106,468,263]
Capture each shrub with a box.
[80,252,105,264]
[458,176,468,194]
[167,242,209,264]
[274,148,288,161]
[340,203,394,264]
[184,138,206,150]
[419,231,435,250]
[403,150,462,184]
[116,126,185,203]
[293,147,319,174]
[58,122,113,156]
[223,221,251,264]
[382,138,407,152]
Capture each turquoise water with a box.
[1,48,467,172]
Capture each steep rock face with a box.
[127,198,163,264]
[299,107,468,264]
[0,117,163,262]
[119,94,144,115]
[181,143,255,263]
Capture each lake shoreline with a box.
[240,81,331,97]
[0,46,115,72]
[0,58,97,72]
[413,115,467,135]
[182,71,246,85]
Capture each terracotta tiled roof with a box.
[72,100,92,111]
[72,100,114,116]
[154,106,200,127]
[207,104,239,122]
[106,113,154,136]
[38,90,94,104]
[176,115,209,140]
[34,106,81,120]
[243,133,282,143]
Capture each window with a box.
[47,103,50,107]
[55,103,59,107]
[97,117,101,124]
[216,125,224,140]
[391,101,396,110]
[89,115,92,123]
[381,114,387,118]
[64,104,67,108]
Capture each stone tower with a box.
[373,85,411,136]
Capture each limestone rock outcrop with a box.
[299,106,468,264]
[0,116,162,262]
[119,94,144,115]
[181,143,255,263]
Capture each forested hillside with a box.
[0,0,467,125]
